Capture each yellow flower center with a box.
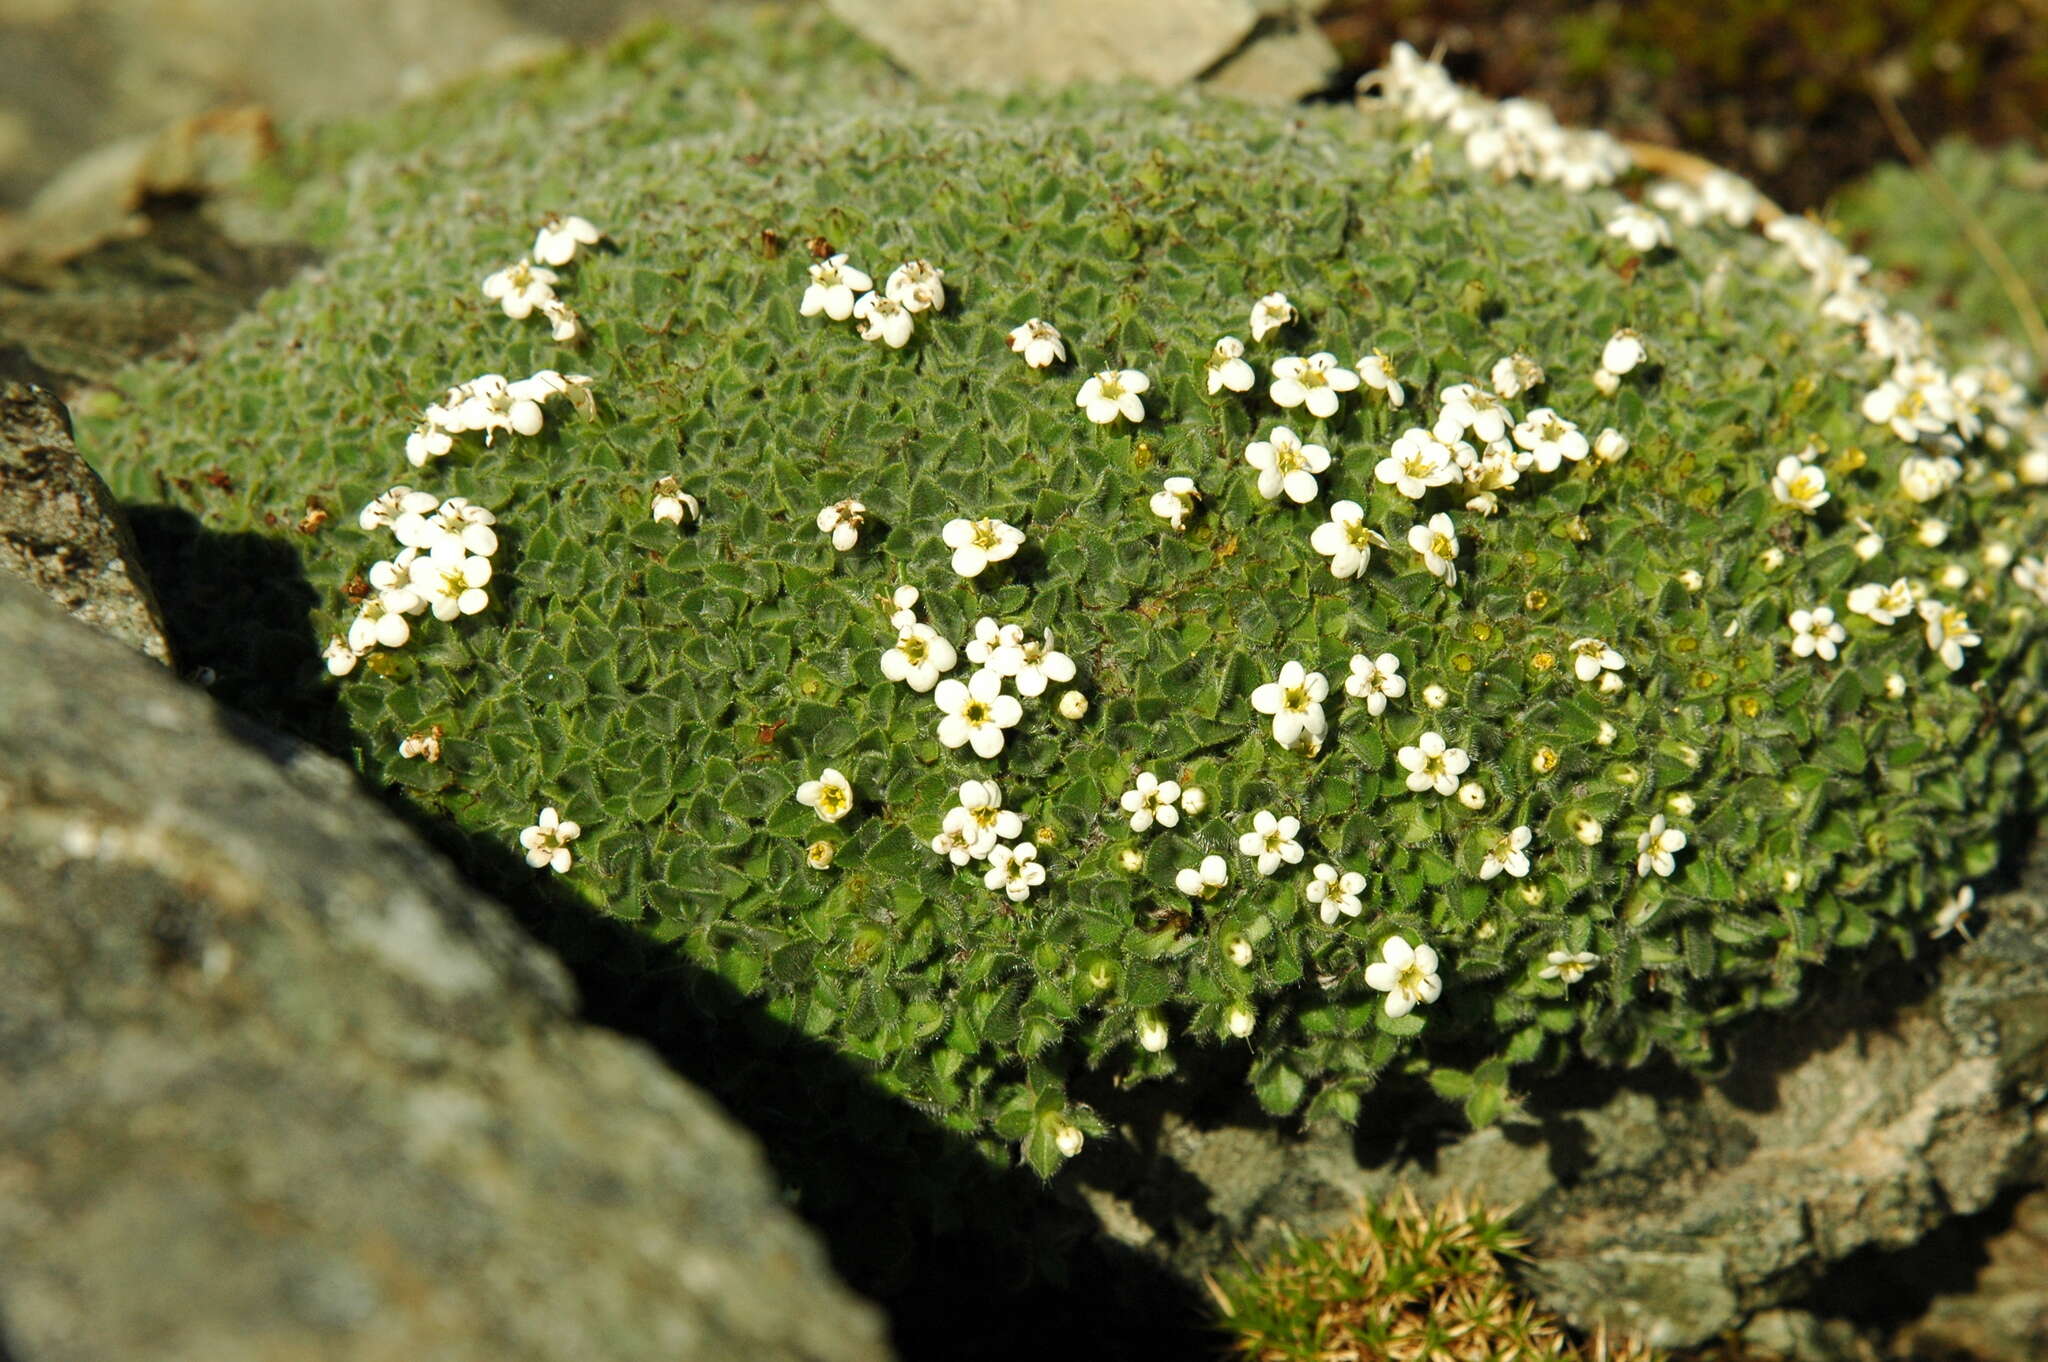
[900,634,928,664]
[817,784,849,816]
[963,700,990,725]
[971,521,1001,549]
[1397,961,1427,995]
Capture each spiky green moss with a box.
[80,11,2048,1174]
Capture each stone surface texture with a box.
[0,573,893,1362]
[0,380,170,662]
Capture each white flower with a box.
[1480,826,1532,880]
[1249,291,1295,342]
[1605,204,1672,253]
[964,616,1020,668]
[1899,454,1961,503]
[404,418,454,468]
[651,476,700,526]
[1421,682,1449,710]
[1919,599,1980,670]
[880,623,957,693]
[1456,781,1487,810]
[1539,950,1598,985]
[322,635,361,676]
[481,259,558,319]
[1788,606,1845,661]
[1573,814,1604,846]
[795,768,854,823]
[1226,935,1253,966]
[1054,1122,1085,1157]
[885,259,945,313]
[1175,854,1229,899]
[1489,353,1543,400]
[1180,787,1209,817]
[1569,636,1625,683]
[1433,383,1511,445]
[930,824,974,866]
[983,842,1045,902]
[358,485,439,533]
[1407,513,1461,586]
[1931,885,1976,939]
[1245,426,1331,503]
[1120,772,1182,832]
[1592,367,1620,396]
[1770,453,1830,513]
[940,779,1025,861]
[1007,318,1066,368]
[1510,408,1589,474]
[533,213,602,266]
[1309,501,1389,579]
[538,297,581,343]
[1593,427,1629,463]
[1305,862,1366,924]
[935,668,1023,758]
[1249,660,1328,750]
[942,517,1024,578]
[1238,810,1304,876]
[1269,353,1360,419]
[1344,652,1406,715]
[2013,555,2048,605]
[852,291,914,347]
[1864,365,1955,443]
[991,628,1076,697]
[1678,568,1705,591]
[1149,476,1200,530]
[396,497,497,557]
[1758,546,1786,572]
[1226,1004,1256,1039]
[367,548,427,617]
[1918,517,1951,547]
[1846,578,1919,626]
[801,254,873,321]
[817,499,865,552]
[398,729,442,762]
[347,598,410,652]
[420,540,492,621]
[1077,369,1150,424]
[1939,563,1969,591]
[1635,814,1687,878]
[1364,936,1442,1019]
[519,806,581,873]
[1398,731,1470,796]
[1601,329,1646,376]
[1377,428,1461,499]
[1357,349,1407,407]
[1206,336,1256,394]
[1136,1009,1171,1053]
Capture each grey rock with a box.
[1074,847,2048,1351]
[0,573,894,1362]
[1200,16,1341,104]
[0,381,170,663]
[1896,1185,2048,1362]
[823,0,1259,92]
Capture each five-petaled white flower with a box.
[1357,349,1406,407]
[1480,826,1533,881]
[520,806,582,873]
[1175,854,1229,899]
[1077,369,1150,424]
[964,615,1021,668]
[1490,353,1544,400]
[935,668,1023,758]
[1249,291,1296,342]
[1399,731,1471,796]
[651,476,700,526]
[1407,513,1461,586]
[1245,426,1331,504]
[795,768,854,823]
[421,541,492,621]
[1344,652,1406,715]
[852,291,914,347]
[1250,660,1329,751]
[1269,353,1360,419]
[1006,318,1066,368]
[405,418,454,467]
[1605,204,1672,253]
[990,627,1076,697]
[1846,578,1918,625]
[1919,599,1980,670]
[1120,772,1182,832]
[984,842,1045,902]
[942,516,1024,578]
[1899,454,1961,503]
[1434,384,1511,445]
[367,549,426,617]
[1377,429,1461,499]
[1601,329,1647,375]
[1310,501,1389,579]
[801,253,873,321]
[881,622,958,692]
[481,259,558,319]
[1539,950,1599,985]
[941,779,1023,861]
[1206,336,1256,394]
[348,597,411,652]
[1364,936,1442,1019]
[1931,885,1975,939]
[359,485,439,533]
[1788,606,1846,661]
[1305,863,1366,924]
[1238,810,1305,876]
[1635,814,1687,878]
[533,213,602,266]
[1510,408,1589,473]
[1770,454,1830,513]
[1149,476,1200,530]
[817,499,865,552]
[1569,636,1625,683]
[322,635,361,676]
[885,259,946,313]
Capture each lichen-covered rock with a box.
[0,572,892,1362]
[72,11,2048,1178]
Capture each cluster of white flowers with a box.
[324,486,502,675]
[405,369,595,467]
[802,253,946,349]
[925,780,1045,901]
[481,213,601,342]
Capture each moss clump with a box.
[80,10,2048,1175]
